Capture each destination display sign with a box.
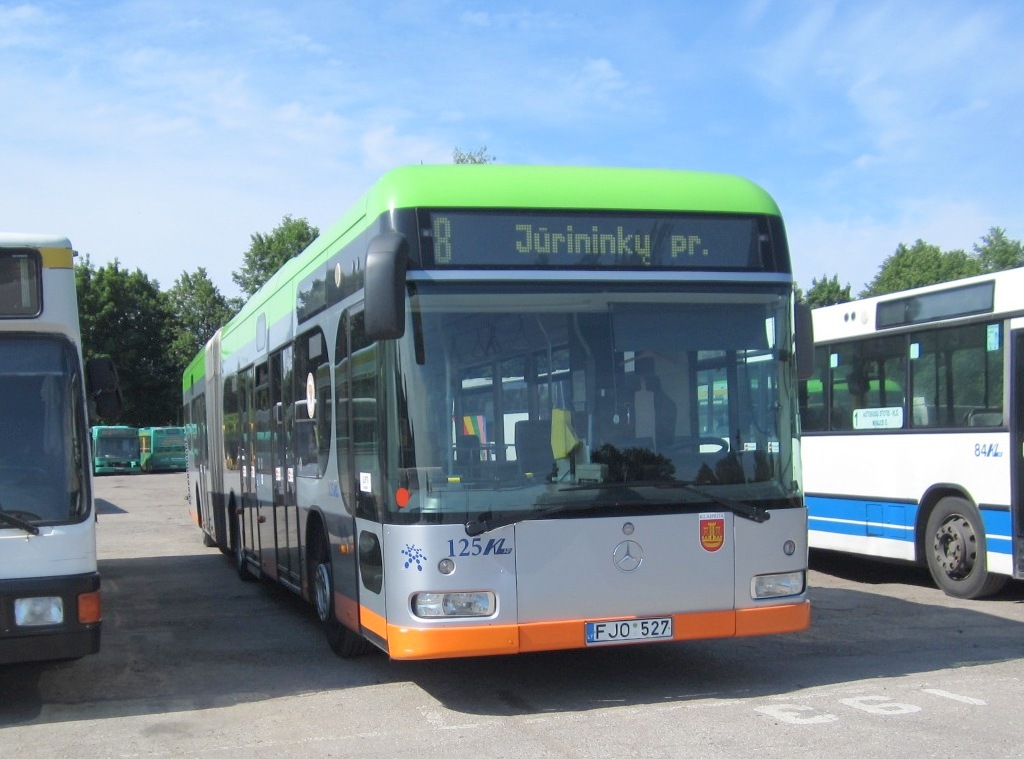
[424,211,769,270]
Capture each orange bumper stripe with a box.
[359,604,389,640]
[375,601,810,660]
[387,623,520,659]
[736,600,810,636]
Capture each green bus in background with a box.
[91,425,140,474]
[139,426,187,472]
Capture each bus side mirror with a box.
[795,303,815,381]
[86,356,124,422]
[364,232,408,340]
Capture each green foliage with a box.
[802,274,852,308]
[975,227,1024,273]
[860,240,983,297]
[76,255,179,426]
[231,215,319,298]
[801,228,1024,306]
[453,145,496,164]
[165,267,237,376]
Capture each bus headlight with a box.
[751,572,805,599]
[412,592,495,618]
[15,596,64,626]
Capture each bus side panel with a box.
[804,432,1014,573]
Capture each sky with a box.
[2,0,1022,299]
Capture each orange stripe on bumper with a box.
[387,622,520,659]
[359,604,389,640]
[377,601,810,660]
[736,600,810,636]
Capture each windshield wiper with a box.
[0,509,41,536]
[465,502,607,536]
[464,479,770,532]
[558,480,771,523]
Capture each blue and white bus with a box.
[800,268,1024,598]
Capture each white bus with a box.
[800,268,1024,598]
[185,165,813,660]
[0,234,120,664]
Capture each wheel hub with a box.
[933,516,976,579]
[314,562,332,623]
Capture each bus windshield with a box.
[0,336,87,524]
[389,281,799,525]
[95,431,140,460]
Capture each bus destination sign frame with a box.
[422,210,775,271]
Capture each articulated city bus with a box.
[184,165,812,659]
[0,233,120,664]
[138,426,187,472]
[801,269,1024,598]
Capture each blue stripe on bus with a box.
[981,509,1012,554]
[806,495,1013,555]
[806,495,917,542]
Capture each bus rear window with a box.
[0,250,42,317]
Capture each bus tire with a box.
[924,496,1007,599]
[310,531,371,658]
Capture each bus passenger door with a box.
[254,360,277,579]
[192,395,214,539]
[1011,329,1024,579]
[336,310,388,645]
[237,367,260,571]
[274,345,302,590]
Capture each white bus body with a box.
[801,268,1024,598]
[0,234,101,663]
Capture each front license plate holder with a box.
[584,616,673,645]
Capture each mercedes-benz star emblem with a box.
[612,540,643,572]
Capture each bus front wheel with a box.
[924,497,1006,599]
[310,532,371,658]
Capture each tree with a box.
[453,145,496,164]
[802,274,852,308]
[165,267,236,375]
[76,255,179,426]
[860,240,982,298]
[975,226,1024,273]
[232,214,319,298]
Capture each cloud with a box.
[0,3,52,48]
[750,3,1020,162]
[361,123,449,171]
[789,197,1001,293]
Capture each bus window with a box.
[295,327,330,478]
[828,336,904,430]
[910,322,1004,428]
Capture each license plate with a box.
[585,616,673,645]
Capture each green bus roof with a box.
[362,164,778,216]
[182,346,206,394]
[195,165,786,382]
